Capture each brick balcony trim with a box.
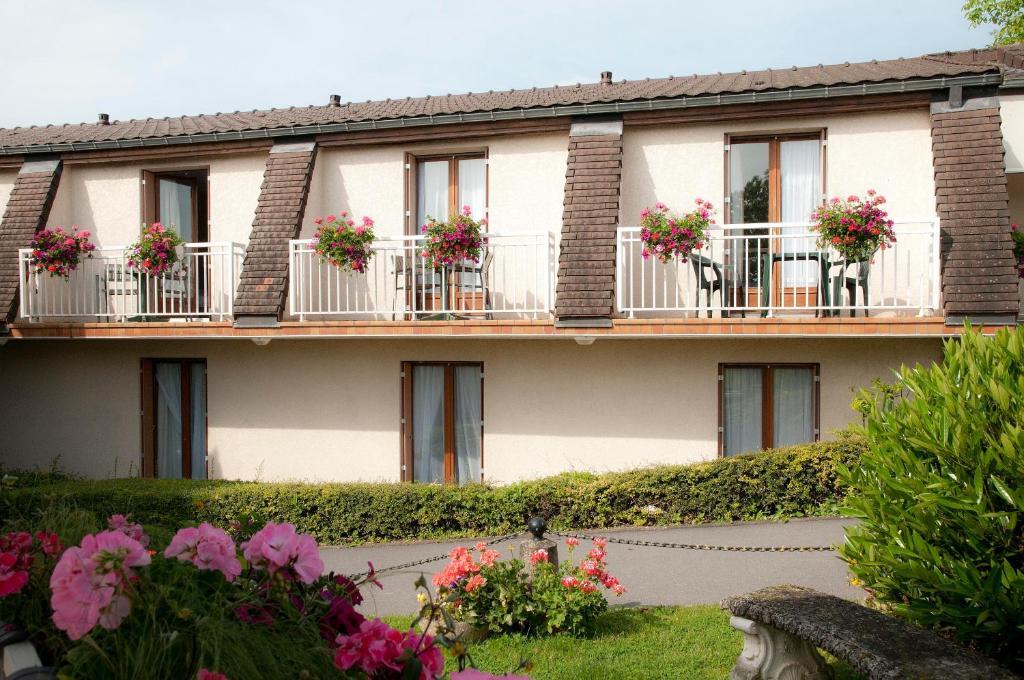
[0,159,63,325]
[232,142,317,323]
[930,97,1019,319]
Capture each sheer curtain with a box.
[413,366,445,483]
[155,362,183,479]
[417,161,449,227]
[457,159,486,221]
[780,140,820,286]
[454,366,482,483]
[773,368,814,447]
[723,367,763,456]
[190,363,207,480]
[159,179,194,241]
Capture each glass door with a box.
[407,363,482,484]
[144,359,207,479]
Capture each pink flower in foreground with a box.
[529,549,549,565]
[334,619,444,679]
[592,537,608,550]
[464,574,487,592]
[198,670,228,680]
[165,523,241,582]
[0,554,29,597]
[50,530,150,640]
[241,522,324,584]
[565,537,580,548]
[107,514,149,548]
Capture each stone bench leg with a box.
[729,616,832,680]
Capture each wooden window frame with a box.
[403,151,488,235]
[717,363,820,456]
[400,361,484,483]
[140,358,208,479]
[723,131,826,224]
[141,168,211,242]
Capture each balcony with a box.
[17,242,244,323]
[288,233,553,321]
[616,220,940,318]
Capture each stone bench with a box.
[722,585,1019,680]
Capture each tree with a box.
[963,0,1024,45]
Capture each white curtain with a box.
[155,362,183,479]
[417,161,449,227]
[780,140,820,286]
[457,159,487,221]
[190,363,207,480]
[454,366,482,484]
[723,367,763,456]
[413,365,445,483]
[773,368,814,447]
[159,179,194,241]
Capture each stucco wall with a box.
[303,133,568,241]
[621,109,937,225]
[46,153,266,247]
[1002,94,1024,174]
[0,337,940,482]
[0,170,17,218]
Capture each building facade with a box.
[0,47,1021,483]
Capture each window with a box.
[400,362,483,483]
[404,153,487,234]
[141,359,207,479]
[142,169,209,242]
[719,364,819,456]
[726,134,825,295]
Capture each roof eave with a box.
[0,72,1002,157]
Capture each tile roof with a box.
[2,46,1021,153]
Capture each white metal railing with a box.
[289,233,553,321]
[18,242,245,322]
[616,219,941,318]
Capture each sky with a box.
[0,0,998,129]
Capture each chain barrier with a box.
[548,529,835,553]
[347,532,523,579]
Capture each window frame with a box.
[140,358,208,479]
[400,361,484,483]
[723,131,826,224]
[717,362,820,456]
[403,151,488,235]
[141,168,210,242]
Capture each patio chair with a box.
[829,259,871,317]
[688,252,731,318]
[392,253,443,320]
[452,251,494,318]
[97,264,137,321]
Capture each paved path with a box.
[320,517,861,617]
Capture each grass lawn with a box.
[388,605,862,680]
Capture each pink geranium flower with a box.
[529,549,549,565]
[334,619,444,679]
[165,523,241,582]
[50,530,151,640]
[197,670,228,680]
[108,514,149,547]
[241,522,324,584]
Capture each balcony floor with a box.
[4,316,1006,340]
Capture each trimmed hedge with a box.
[1,436,865,545]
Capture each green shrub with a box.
[840,326,1024,670]
[2,436,864,545]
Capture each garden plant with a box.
[638,199,714,263]
[313,212,377,273]
[28,226,96,278]
[840,325,1024,671]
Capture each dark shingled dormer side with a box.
[555,119,623,326]
[931,96,1020,323]
[0,160,63,325]
[233,142,317,326]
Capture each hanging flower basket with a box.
[28,226,96,279]
[639,199,714,263]
[812,190,895,262]
[126,223,185,276]
[420,206,485,269]
[312,212,376,273]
